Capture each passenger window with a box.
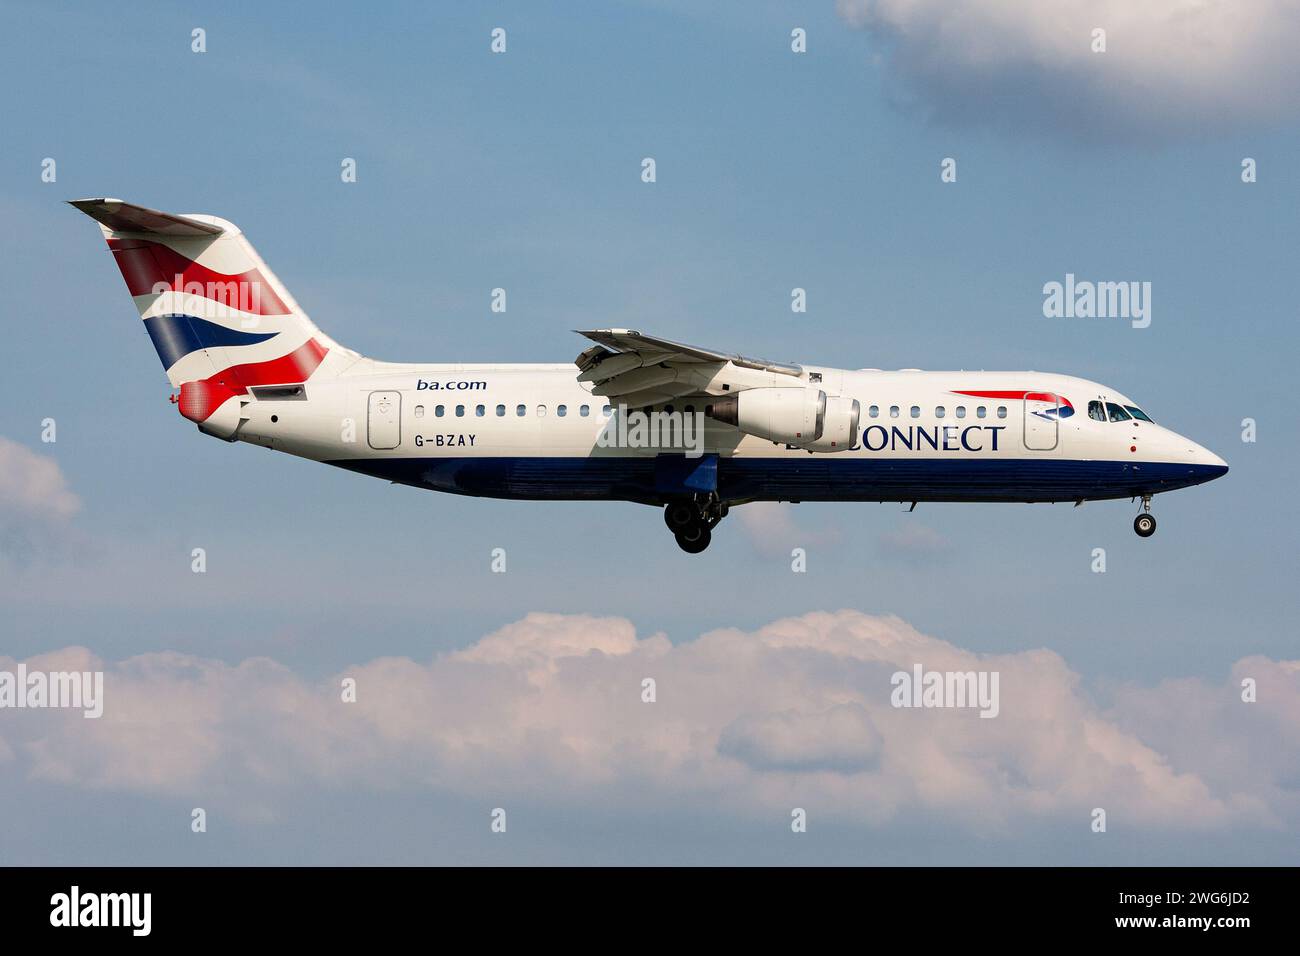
[684,405,695,415]
[935,406,945,418]
[1088,400,1106,422]
[414,405,424,419]
[580,404,590,417]
[976,406,986,419]
[475,404,485,417]
[495,404,505,417]
[516,404,526,417]
[601,405,612,417]
[890,405,900,418]
[996,406,1007,419]
[955,406,966,419]
[435,405,445,417]
[557,404,567,417]
[537,405,548,417]
[455,404,465,417]
[1106,402,1131,422]
[910,406,920,418]
[869,405,879,418]
[663,405,674,414]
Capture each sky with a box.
[0,0,1297,865]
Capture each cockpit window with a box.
[1124,405,1154,423]
[1106,402,1132,422]
[1088,400,1106,422]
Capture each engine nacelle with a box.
[707,388,860,453]
[802,396,860,452]
[707,387,823,445]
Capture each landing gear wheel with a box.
[664,501,698,533]
[675,525,712,553]
[1133,513,1157,538]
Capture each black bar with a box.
[0,866,1286,942]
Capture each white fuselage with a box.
[228,357,1227,505]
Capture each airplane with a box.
[70,198,1228,553]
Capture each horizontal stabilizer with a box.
[67,198,224,237]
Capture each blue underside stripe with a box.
[143,313,279,369]
[323,456,1227,502]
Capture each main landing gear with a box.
[665,495,728,553]
[1133,495,1157,538]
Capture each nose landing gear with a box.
[665,495,727,553]
[1133,495,1157,537]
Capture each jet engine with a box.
[803,396,860,452]
[706,388,859,452]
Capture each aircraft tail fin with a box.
[70,198,347,433]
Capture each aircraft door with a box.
[368,390,402,449]
[1023,394,1059,450]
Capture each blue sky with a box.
[1,0,1298,864]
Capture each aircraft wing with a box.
[573,329,803,406]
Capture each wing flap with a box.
[589,365,678,397]
[577,351,644,383]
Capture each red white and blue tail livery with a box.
[72,199,1227,552]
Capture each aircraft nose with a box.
[1182,438,1228,482]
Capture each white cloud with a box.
[836,0,1300,136]
[0,611,1291,832]
[736,501,841,557]
[0,436,81,565]
[718,703,882,773]
[1105,657,1300,824]
[0,437,79,522]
